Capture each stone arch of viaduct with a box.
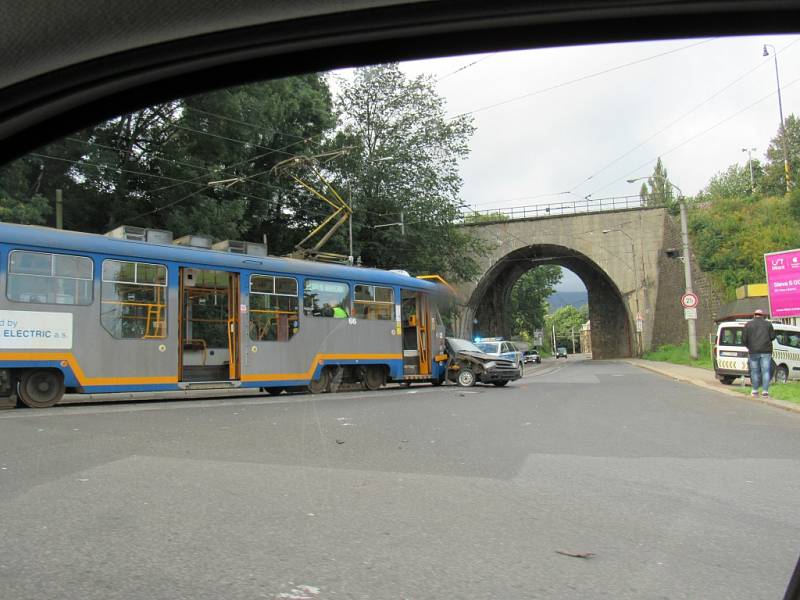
[451,207,719,359]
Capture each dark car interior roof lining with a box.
[0,0,800,162]
[1,0,799,164]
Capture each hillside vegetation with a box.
[689,191,800,298]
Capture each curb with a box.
[624,360,800,415]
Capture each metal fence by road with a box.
[460,195,651,223]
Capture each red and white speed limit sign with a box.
[680,292,699,308]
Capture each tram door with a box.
[179,268,240,382]
[401,290,432,377]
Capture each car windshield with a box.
[476,342,501,354]
[3,24,800,600]
[448,338,486,353]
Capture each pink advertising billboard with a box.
[765,248,800,318]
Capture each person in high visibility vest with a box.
[332,304,348,318]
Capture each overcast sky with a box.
[397,33,800,212]
[334,34,800,293]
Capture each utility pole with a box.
[55,189,63,229]
[348,185,354,265]
[571,326,576,353]
[763,44,791,191]
[679,198,698,360]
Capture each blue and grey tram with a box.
[0,222,450,407]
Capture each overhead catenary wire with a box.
[182,107,311,141]
[436,54,495,83]
[171,124,309,158]
[28,151,315,219]
[568,36,800,194]
[448,38,716,119]
[64,137,278,195]
[585,72,800,197]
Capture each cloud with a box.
[399,34,800,211]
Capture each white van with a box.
[713,320,800,385]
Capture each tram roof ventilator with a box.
[106,225,268,257]
[212,239,268,257]
[105,225,173,244]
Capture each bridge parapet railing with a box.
[460,195,653,223]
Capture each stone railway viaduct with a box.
[451,207,721,359]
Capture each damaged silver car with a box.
[445,338,522,387]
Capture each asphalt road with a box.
[1,356,799,600]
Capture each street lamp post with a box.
[602,227,641,356]
[763,44,791,192]
[742,147,757,192]
[627,176,698,360]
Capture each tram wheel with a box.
[265,387,284,396]
[328,366,345,393]
[308,369,330,394]
[362,366,385,391]
[18,369,64,408]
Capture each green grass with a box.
[642,339,713,370]
[732,383,800,405]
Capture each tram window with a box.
[101,259,167,339]
[7,250,93,305]
[354,284,394,320]
[249,274,299,341]
[304,279,350,318]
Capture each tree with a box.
[545,304,589,351]
[507,266,562,339]
[696,160,764,202]
[0,160,51,224]
[639,157,674,208]
[761,113,800,195]
[327,64,483,280]
[689,193,800,295]
[0,75,336,248]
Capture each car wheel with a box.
[456,368,476,387]
[775,365,789,384]
[719,376,735,385]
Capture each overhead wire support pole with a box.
[763,44,791,191]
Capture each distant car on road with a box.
[555,347,568,359]
[476,338,525,373]
[445,338,522,387]
[523,350,541,364]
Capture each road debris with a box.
[555,550,595,559]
